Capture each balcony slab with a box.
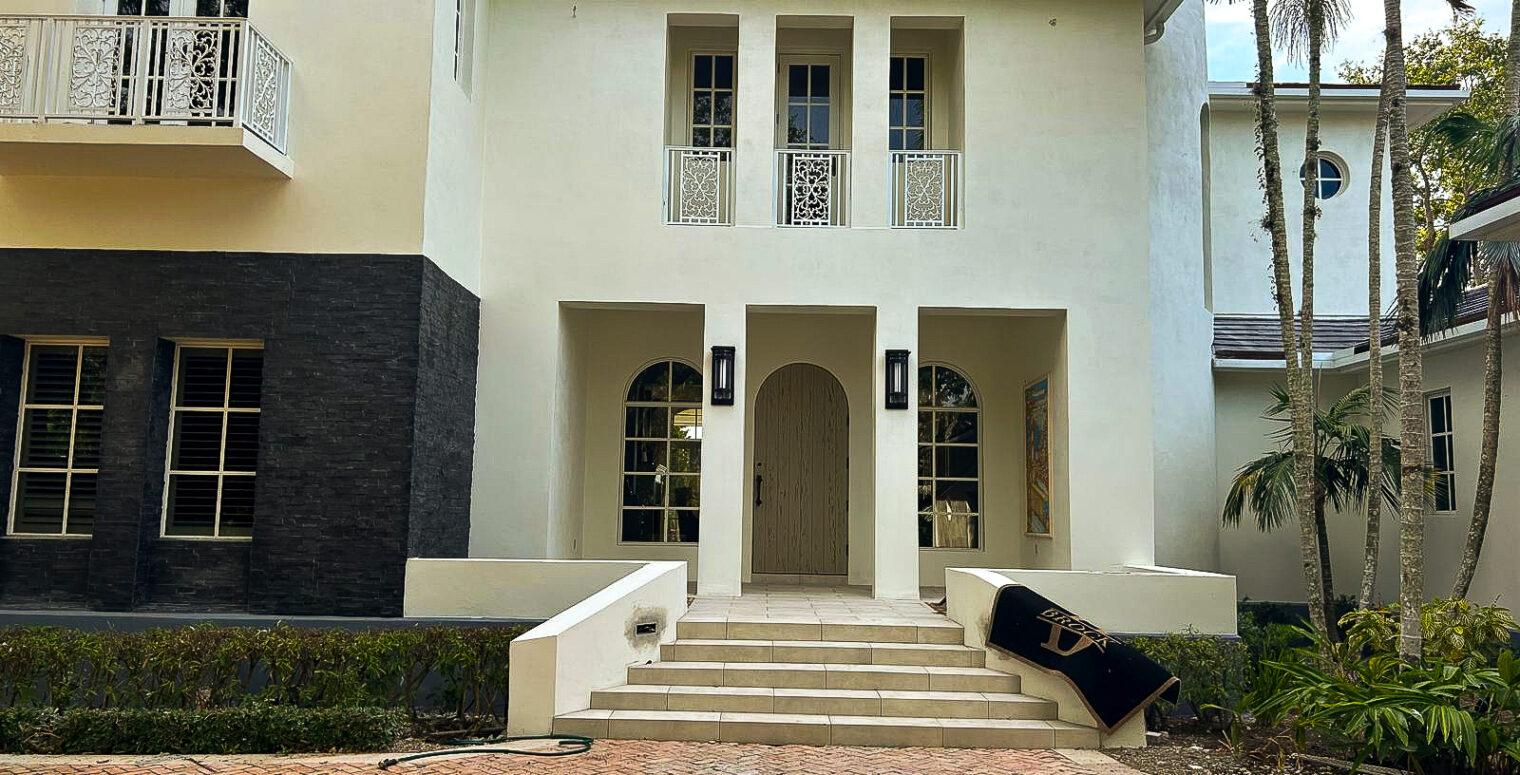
[0,124,292,179]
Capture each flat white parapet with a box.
[502,560,687,736]
[966,565,1238,636]
[404,558,652,620]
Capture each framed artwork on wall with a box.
[1024,376,1052,536]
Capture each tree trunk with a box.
[1453,270,1504,597]
[1452,0,1518,600]
[1301,0,1335,640]
[1250,0,1330,637]
[1384,0,1426,662]
[1360,86,1389,611]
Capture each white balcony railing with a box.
[775,149,849,227]
[664,146,733,226]
[0,15,291,152]
[891,150,962,228]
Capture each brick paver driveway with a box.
[0,741,1143,775]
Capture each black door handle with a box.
[754,473,764,506]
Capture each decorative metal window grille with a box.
[162,345,262,538]
[1427,391,1457,513]
[917,365,979,549]
[776,148,848,226]
[621,361,702,544]
[8,342,107,536]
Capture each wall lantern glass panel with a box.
[710,346,735,406]
[885,349,910,409]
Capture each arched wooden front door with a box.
[751,363,848,576]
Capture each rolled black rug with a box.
[985,584,1179,733]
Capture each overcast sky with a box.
[1206,0,1511,82]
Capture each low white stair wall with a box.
[944,566,1237,749]
[403,558,688,736]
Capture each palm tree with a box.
[1224,385,1405,617]
[1421,23,1520,597]
[1361,84,1389,611]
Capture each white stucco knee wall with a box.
[403,558,653,619]
[990,565,1238,636]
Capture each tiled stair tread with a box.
[590,684,1058,718]
[660,639,985,667]
[551,708,1099,748]
[630,661,1005,677]
[670,638,977,651]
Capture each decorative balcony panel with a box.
[0,15,290,153]
[665,146,733,226]
[891,150,962,228]
[776,149,849,227]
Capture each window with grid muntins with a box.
[163,346,262,538]
[1428,391,1457,513]
[9,343,107,536]
[890,56,928,151]
[918,365,979,549]
[621,361,702,544]
[690,54,734,148]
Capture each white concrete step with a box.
[677,618,964,644]
[552,709,1099,748]
[660,638,985,667]
[627,661,1020,693]
[589,684,1058,719]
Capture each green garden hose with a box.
[377,734,593,768]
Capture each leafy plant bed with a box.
[0,706,407,754]
[1108,721,1342,775]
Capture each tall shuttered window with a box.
[163,345,262,538]
[9,343,107,536]
[1427,391,1457,513]
[621,361,702,543]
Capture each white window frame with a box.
[618,359,703,546]
[7,338,109,538]
[1427,390,1457,514]
[159,340,263,540]
[1302,154,1346,200]
[686,50,737,149]
[889,53,930,151]
[454,0,475,94]
[917,363,982,551]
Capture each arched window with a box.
[621,361,702,543]
[918,364,979,549]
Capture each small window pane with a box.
[935,446,978,479]
[918,412,933,443]
[178,348,229,408]
[1429,397,1447,434]
[918,446,932,477]
[25,346,79,405]
[789,65,807,97]
[917,512,934,547]
[624,441,666,473]
[917,480,934,511]
[890,95,905,127]
[67,473,96,535]
[890,57,904,90]
[917,366,934,407]
[809,107,829,145]
[712,128,733,148]
[223,413,260,472]
[713,55,733,89]
[904,130,925,151]
[625,407,669,439]
[713,92,733,126]
[810,65,829,98]
[228,351,263,409]
[623,474,664,507]
[934,368,977,408]
[78,347,108,405]
[669,441,701,473]
[935,480,979,513]
[936,412,977,444]
[172,412,225,471]
[14,472,66,533]
[787,106,808,145]
[20,409,72,468]
[669,475,700,508]
[905,97,925,128]
[671,408,702,440]
[219,476,255,537]
[72,409,104,469]
[676,510,700,542]
[628,363,670,402]
[1433,441,1450,472]
[694,55,713,88]
[692,127,712,147]
[906,57,925,90]
[621,509,662,542]
[165,475,218,536]
[693,93,712,125]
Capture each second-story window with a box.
[890,56,928,151]
[782,59,835,149]
[690,54,734,148]
[1428,391,1456,513]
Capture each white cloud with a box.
[1205,0,1510,81]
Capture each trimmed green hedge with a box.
[1128,633,1251,731]
[0,706,405,754]
[0,624,527,721]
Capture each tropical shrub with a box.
[0,706,405,754]
[1129,633,1251,731]
[0,624,525,723]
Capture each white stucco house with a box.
[0,0,1509,627]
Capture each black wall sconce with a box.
[711,345,736,406]
[885,349,910,409]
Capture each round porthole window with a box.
[1300,155,1345,200]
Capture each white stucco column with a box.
[698,304,746,596]
[873,304,919,599]
[851,15,890,227]
[736,14,777,228]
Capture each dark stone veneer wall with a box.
[0,250,478,617]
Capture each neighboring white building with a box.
[0,0,1506,619]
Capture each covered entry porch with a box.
[556,302,1099,598]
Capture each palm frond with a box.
[1420,232,1476,335]
[1479,241,1520,319]
[1223,450,1297,532]
[1268,0,1354,61]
